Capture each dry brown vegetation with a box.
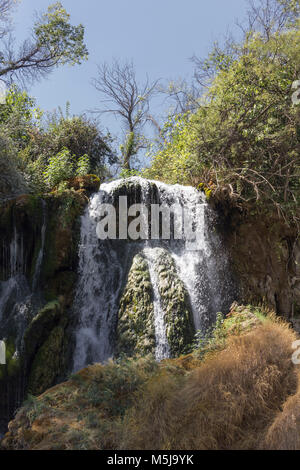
[123,320,298,449]
[2,306,300,450]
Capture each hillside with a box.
[2,305,300,451]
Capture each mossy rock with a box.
[153,249,195,357]
[116,253,155,356]
[27,325,65,396]
[111,177,160,207]
[24,300,63,362]
[42,190,86,282]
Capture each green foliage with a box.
[146,14,300,225]
[119,168,141,179]
[43,148,74,189]
[189,304,268,358]
[26,111,114,181]
[34,2,88,67]
[76,154,90,177]
[0,2,88,82]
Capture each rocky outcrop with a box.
[0,186,89,430]
[116,253,155,356]
[152,249,195,356]
[213,201,300,323]
[116,247,195,358]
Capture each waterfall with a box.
[32,200,47,292]
[0,200,49,436]
[143,247,170,361]
[73,177,232,371]
[0,200,48,351]
[72,181,128,372]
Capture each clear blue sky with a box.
[12,0,249,112]
[12,0,249,148]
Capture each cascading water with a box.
[0,200,47,348]
[0,200,48,436]
[32,200,47,292]
[73,177,233,371]
[143,247,170,361]
[72,181,129,372]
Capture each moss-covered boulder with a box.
[42,190,86,287]
[153,248,195,357]
[110,177,159,207]
[23,300,63,361]
[116,253,155,356]
[27,325,65,396]
[116,247,195,358]
[24,299,69,396]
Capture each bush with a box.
[76,154,90,176]
[145,18,300,225]
[43,148,74,189]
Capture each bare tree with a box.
[238,0,300,39]
[92,60,159,170]
[0,0,15,38]
[158,78,202,115]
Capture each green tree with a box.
[43,148,74,189]
[145,0,300,225]
[26,110,115,177]
[0,1,88,84]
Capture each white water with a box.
[143,247,170,361]
[0,201,48,348]
[32,200,47,292]
[73,177,231,371]
[72,181,127,372]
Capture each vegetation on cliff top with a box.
[144,8,300,226]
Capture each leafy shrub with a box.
[43,148,74,189]
[76,154,90,176]
[145,18,300,225]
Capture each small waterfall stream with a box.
[0,200,48,437]
[72,181,129,372]
[73,177,232,371]
[143,247,170,361]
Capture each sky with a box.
[11,0,249,149]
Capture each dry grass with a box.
[2,308,300,450]
[263,389,300,450]
[123,320,298,450]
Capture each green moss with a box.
[44,271,77,303]
[27,325,65,396]
[154,249,195,357]
[116,253,155,357]
[24,300,62,361]
[42,190,86,281]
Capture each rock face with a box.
[150,249,195,357]
[0,187,88,431]
[116,253,155,356]
[116,248,195,358]
[1,176,299,438]
[218,207,300,321]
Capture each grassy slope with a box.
[2,305,300,450]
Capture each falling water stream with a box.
[0,200,47,437]
[73,177,231,371]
